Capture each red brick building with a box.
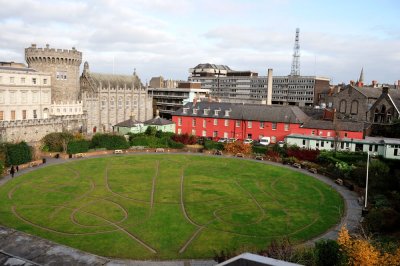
[172,102,364,143]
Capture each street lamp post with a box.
[364,152,370,208]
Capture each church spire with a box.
[359,67,364,83]
[356,67,364,87]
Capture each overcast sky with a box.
[1,0,399,85]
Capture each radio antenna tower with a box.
[290,28,300,76]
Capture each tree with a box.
[42,132,74,152]
[145,126,157,136]
[337,226,400,266]
[315,239,343,266]
[368,160,391,193]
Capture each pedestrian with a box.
[10,166,15,178]
[16,165,19,172]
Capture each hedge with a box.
[130,135,184,149]
[204,140,224,150]
[91,134,130,150]
[5,142,32,166]
[67,140,90,154]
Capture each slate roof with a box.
[302,119,365,132]
[173,102,309,124]
[114,118,142,127]
[144,116,174,126]
[89,73,142,89]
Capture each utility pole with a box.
[290,28,300,76]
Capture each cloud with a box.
[0,0,399,84]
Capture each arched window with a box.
[350,100,358,115]
[339,100,347,113]
[101,97,107,107]
[110,97,115,106]
[386,107,394,123]
[374,108,380,123]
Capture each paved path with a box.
[0,153,362,265]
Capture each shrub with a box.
[259,237,295,262]
[171,133,197,145]
[252,145,268,154]
[67,139,90,154]
[315,239,343,266]
[5,142,32,166]
[145,126,157,136]
[0,160,4,175]
[366,207,400,233]
[204,140,224,151]
[42,132,74,152]
[287,148,320,162]
[91,133,129,150]
[224,142,252,155]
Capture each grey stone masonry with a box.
[25,44,82,104]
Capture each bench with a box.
[214,150,223,155]
[292,163,301,169]
[335,178,343,185]
[309,168,317,174]
[254,154,264,160]
[114,150,123,154]
[75,153,85,158]
[155,148,165,153]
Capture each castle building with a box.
[80,62,153,133]
[188,63,330,106]
[25,44,82,104]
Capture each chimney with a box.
[382,86,389,94]
[267,68,273,105]
[372,80,377,87]
[46,44,50,49]
[31,43,37,48]
[350,80,355,86]
[398,80,400,88]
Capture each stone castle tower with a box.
[25,44,82,104]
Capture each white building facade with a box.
[0,62,52,121]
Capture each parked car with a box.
[243,138,253,144]
[227,138,237,143]
[218,138,228,143]
[259,137,271,146]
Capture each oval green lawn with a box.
[0,154,344,259]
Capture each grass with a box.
[0,154,344,259]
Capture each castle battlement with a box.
[0,114,87,128]
[25,44,82,66]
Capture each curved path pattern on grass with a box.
[0,153,362,265]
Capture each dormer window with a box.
[193,108,198,115]
[225,110,231,117]
[204,109,209,115]
[214,109,220,116]
[183,108,188,114]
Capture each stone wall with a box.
[0,114,87,143]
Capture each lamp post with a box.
[364,152,370,208]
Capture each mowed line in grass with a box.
[0,154,344,259]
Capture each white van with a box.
[259,137,271,146]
